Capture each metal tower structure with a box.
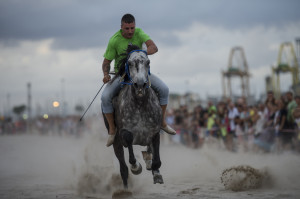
[265,76,273,93]
[296,38,300,62]
[222,46,251,99]
[272,42,299,96]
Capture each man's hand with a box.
[103,74,111,83]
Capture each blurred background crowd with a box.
[0,115,90,138]
[164,90,300,153]
[1,90,300,154]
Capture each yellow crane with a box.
[272,42,299,96]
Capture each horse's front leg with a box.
[122,129,142,175]
[151,132,164,184]
[113,136,129,189]
[142,146,152,170]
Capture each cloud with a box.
[0,39,104,112]
[1,19,299,106]
[1,0,299,50]
[149,21,300,97]
[1,0,300,114]
[1,19,299,109]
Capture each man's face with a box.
[286,93,292,101]
[267,92,273,99]
[121,22,135,39]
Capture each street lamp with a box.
[52,101,60,108]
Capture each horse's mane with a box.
[111,44,141,83]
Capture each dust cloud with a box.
[74,133,300,198]
[0,130,300,198]
[221,165,272,191]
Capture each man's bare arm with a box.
[145,40,158,55]
[102,58,112,83]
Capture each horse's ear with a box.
[127,43,134,53]
[126,45,130,54]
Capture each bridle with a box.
[120,49,151,88]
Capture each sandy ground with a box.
[1,124,300,199]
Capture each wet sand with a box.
[0,130,300,199]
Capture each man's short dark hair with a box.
[121,14,135,24]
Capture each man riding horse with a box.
[101,13,176,147]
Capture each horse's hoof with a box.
[131,162,142,175]
[153,171,164,184]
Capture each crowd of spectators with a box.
[0,115,89,137]
[2,90,300,154]
[165,91,300,153]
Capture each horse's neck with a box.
[120,86,150,107]
[116,86,162,131]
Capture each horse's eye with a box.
[146,60,150,65]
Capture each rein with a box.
[120,50,151,88]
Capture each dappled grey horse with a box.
[103,45,164,189]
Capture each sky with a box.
[0,0,300,116]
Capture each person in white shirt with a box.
[227,103,239,151]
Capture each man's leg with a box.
[160,104,176,135]
[101,77,122,146]
[104,113,116,146]
[149,74,176,135]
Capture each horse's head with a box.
[114,45,151,98]
[127,50,150,97]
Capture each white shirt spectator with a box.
[228,106,239,131]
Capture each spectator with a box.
[293,95,300,152]
[277,98,294,151]
[228,103,239,151]
[255,103,266,136]
[253,102,277,152]
[286,91,297,128]
[264,90,276,120]
[234,115,246,152]
[191,106,205,148]
[220,107,231,149]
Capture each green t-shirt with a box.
[207,114,216,130]
[103,28,151,72]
